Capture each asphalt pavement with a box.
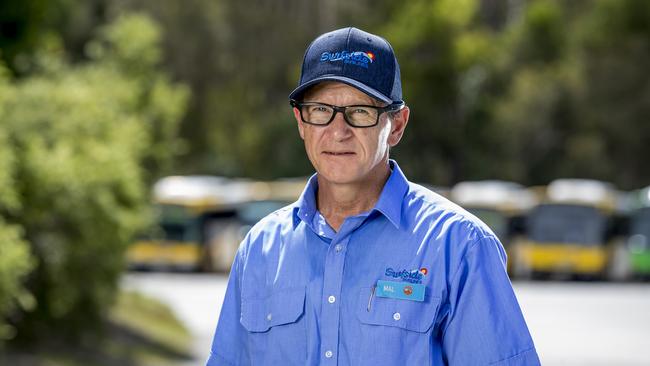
[122,273,650,366]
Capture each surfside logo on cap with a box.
[320,50,375,68]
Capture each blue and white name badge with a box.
[375,280,425,302]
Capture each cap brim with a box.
[289,75,395,105]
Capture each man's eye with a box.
[308,105,330,113]
[350,108,371,115]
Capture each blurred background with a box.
[0,0,649,365]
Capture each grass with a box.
[1,290,194,366]
[108,290,194,365]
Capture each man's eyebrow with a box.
[301,99,383,107]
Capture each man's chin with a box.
[317,170,362,186]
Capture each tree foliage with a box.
[575,0,650,188]
[378,0,648,188]
[383,0,498,184]
[0,73,35,340]
[490,0,649,187]
[0,13,188,342]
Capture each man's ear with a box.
[387,106,410,147]
[293,107,305,140]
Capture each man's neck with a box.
[316,163,391,231]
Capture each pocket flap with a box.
[241,287,305,332]
[357,286,439,333]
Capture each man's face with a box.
[293,82,408,186]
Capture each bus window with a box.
[528,205,607,246]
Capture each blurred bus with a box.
[512,179,624,280]
[624,186,650,279]
[126,176,305,272]
[450,181,537,275]
[200,178,306,272]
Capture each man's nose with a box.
[328,111,353,140]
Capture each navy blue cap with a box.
[289,27,403,105]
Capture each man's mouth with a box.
[323,151,355,156]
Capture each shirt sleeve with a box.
[441,235,541,366]
[206,248,251,366]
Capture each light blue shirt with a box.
[207,160,540,365]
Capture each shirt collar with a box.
[292,159,409,230]
[372,160,409,230]
[293,173,319,229]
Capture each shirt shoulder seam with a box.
[448,231,498,290]
[440,233,500,339]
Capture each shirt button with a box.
[325,350,333,358]
[266,313,272,321]
[328,295,336,304]
[393,312,401,321]
[335,244,343,252]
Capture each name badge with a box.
[375,280,425,302]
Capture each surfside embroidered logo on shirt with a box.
[384,267,428,284]
[375,280,425,302]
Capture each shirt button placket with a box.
[321,236,348,362]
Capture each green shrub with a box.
[0,13,188,342]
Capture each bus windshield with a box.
[155,204,200,242]
[528,204,607,245]
[631,207,650,240]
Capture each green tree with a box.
[491,0,576,184]
[0,66,35,341]
[0,0,110,75]
[492,0,649,188]
[384,0,503,184]
[0,13,188,342]
[575,0,650,188]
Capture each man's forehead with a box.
[303,81,381,105]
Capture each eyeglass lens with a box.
[301,104,379,127]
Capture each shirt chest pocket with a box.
[240,287,307,365]
[354,286,441,364]
[357,285,440,332]
[241,287,305,331]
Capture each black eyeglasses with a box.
[290,100,404,128]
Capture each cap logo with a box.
[320,51,375,69]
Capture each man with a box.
[206,27,540,366]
